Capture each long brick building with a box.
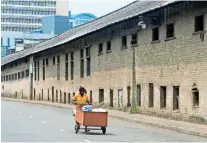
[1,1,207,122]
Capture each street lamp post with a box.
[130,43,138,114]
[130,18,146,114]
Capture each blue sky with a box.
[68,0,136,17]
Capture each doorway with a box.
[64,92,66,104]
[52,86,54,102]
[127,86,131,107]
[109,89,113,107]
[137,85,141,106]
[149,83,154,107]
[90,90,93,104]
[173,86,179,110]
[118,89,123,108]
[99,89,104,103]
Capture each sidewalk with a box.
[2,97,207,138]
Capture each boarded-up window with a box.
[149,83,154,107]
[173,86,179,110]
[160,86,167,108]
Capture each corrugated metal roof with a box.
[1,0,178,66]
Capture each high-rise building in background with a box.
[1,1,97,57]
[1,0,69,57]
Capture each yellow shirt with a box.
[72,93,89,109]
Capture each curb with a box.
[2,98,207,138]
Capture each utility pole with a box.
[130,43,138,114]
[130,16,147,114]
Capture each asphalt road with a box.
[1,100,207,142]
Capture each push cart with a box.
[72,102,108,134]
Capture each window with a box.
[15,61,17,67]
[80,59,84,78]
[65,53,68,80]
[107,41,111,51]
[192,87,199,107]
[131,34,137,45]
[87,57,91,76]
[53,57,55,65]
[80,49,84,58]
[80,50,84,78]
[37,61,40,81]
[152,27,159,41]
[166,23,174,38]
[65,53,68,62]
[43,59,45,80]
[65,62,68,80]
[195,15,204,32]
[122,36,127,47]
[98,43,103,55]
[57,56,60,80]
[21,71,25,78]
[46,58,49,66]
[34,61,37,81]
[43,59,45,66]
[160,86,167,108]
[86,47,91,76]
[70,53,74,80]
[26,69,29,77]
[25,57,28,63]
[86,47,90,57]
[57,56,60,64]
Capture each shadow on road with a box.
[79,132,116,136]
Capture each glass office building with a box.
[1,0,56,32]
[1,0,69,57]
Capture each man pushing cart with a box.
[72,87,108,134]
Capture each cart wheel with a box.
[101,127,106,134]
[75,125,79,133]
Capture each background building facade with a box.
[68,11,97,28]
[1,0,69,57]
